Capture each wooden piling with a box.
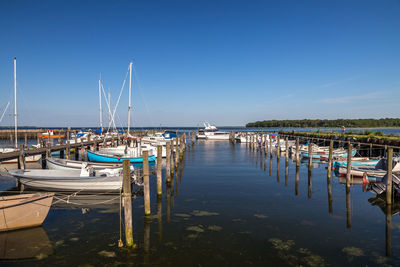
[175,136,179,167]
[346,141,352,189]
[386,147,393,205]
[10,134,13,148]
[295,137,299,167]
[24,133,27,148]
[156,145,162,196]
[170,139,175,175]
[308,141,312,172]
[166,141,171,183]
[18,144,25,170]
[285,136,289,163]
[122,160,134,247]
[277,136,280,159]
[327,140,333,178]
[66,140,70,160]
[143,150,150,216]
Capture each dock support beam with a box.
[143,150,150,216]
[122,160,134,247]
[327,140,333,178]
[386,147,393,205]
[346,141,352,189]
[166,141,171,183]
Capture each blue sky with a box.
[0,0,399,127]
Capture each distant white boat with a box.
[9,168,123,192]
[197,122,230,140]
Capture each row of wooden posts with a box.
[120,133,190,247]
[241,132,396,206]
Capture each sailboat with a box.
[0,58,41,163]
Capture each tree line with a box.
[246,118,400,128]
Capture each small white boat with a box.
[46,157,124,171]
[206,132,230,140]
[8,168,123,192]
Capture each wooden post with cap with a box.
[143,150,150,215]
[156,145,162,196]
[122,160,134,247]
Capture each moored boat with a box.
[0,193,53,232]
[87,150,156,163]
[46,157,124,171]
[8,169,123,192]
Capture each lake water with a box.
[1,139,400,266]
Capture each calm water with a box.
[1,140,400,266]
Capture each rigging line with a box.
[100,83,117,131]
[0,101,10,123]
[109,66,130,132]
[131,64,155,127]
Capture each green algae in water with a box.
[175,213,192,218]
[186,225,205,233]
[187,234,199,239]
[268,238,295,251]
[70,237,79,241]
[254,214,268,219]
[192,210,219,216]
[208,225,223,231]
[98,250,117,258]
[342,247,365,261]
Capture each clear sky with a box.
[0,0,399,127]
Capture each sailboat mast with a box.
[99,74,103,132]
[127,61,132,135]
[13,57,18,148]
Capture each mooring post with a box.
[24,133,27,148]
[175,136,179,167]
[166,141,171,183]
[143,150,150,216]
[285,136,289,164]
[346,141,352,189]
[269,137,272,156]
[277,136,281,159]
[66,140,70,160]
[192,131,195,145]
[386,147,393,205]
[170,139,175,175]
[327,140,333,178]
[295,137,300,167]
[122,160,134,247]
[9,134,13,148]
[308,141,312,172]
[156,145,162,196]
[18,144,25,170]
[37,133,40,147]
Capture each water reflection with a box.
[308,169,312,199]
[157,195,162,243]
[327,174,333,213]
[276,157,280,183]
[295,166,299,196]
[285,160,288,187]
[0,227,52,260]
[346,187,351,228]
[386,204,392,257]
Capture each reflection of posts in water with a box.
[264,153,267,173]
[295,166,299,196]
[170,172,175,208]
[144,217,150,264]
[327,173,333,213]
[166,183,171,223]
[122,160,134,247]
[285,158,288,187]
[346,187,351,229]
[276,157,280,183]
[260,149,263,170]
[157,195,162,243]
[175,168,179,196]
[269,151,272,176]
[386,204,392,257]
[179,158,184,183]
[308,168,312,199]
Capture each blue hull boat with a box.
[87,150,156,163]
[301,149,356,159]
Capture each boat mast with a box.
[108,91,111,132]
[99,74,103,133]
[127,61,132,135]
[13,57,18,148]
